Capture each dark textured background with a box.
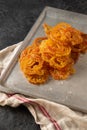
[0,0,87,130]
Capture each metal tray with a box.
[0,6,87,113]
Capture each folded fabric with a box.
[0,42,87,130]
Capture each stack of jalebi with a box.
[19,22,87,84]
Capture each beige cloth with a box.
[0,42,87,130]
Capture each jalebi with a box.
[19,22,87,85]
[43,22,83,46]
[39,39,71,58]
[19,37,49,84]
[50,66,75,80]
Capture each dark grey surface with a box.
[0,105,40,130]
[0,0,87,130]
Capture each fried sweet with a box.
[66,27,83,46]
[19,37,49,84]
[19,37,47,68]
[49,56,73,70]
[19,22,87,84]
[50,62,75,80]
[26,74,48,84]
[43,22,83,46]
[50,67,74,80]
[43,22,71,45]
[39,38,72,70]
[39,39,71,60]
[23,50,48,77]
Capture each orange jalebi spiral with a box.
[49,58,75,80]
[19,37,49,84]
[43,22,83,46]
[39,39,71,58]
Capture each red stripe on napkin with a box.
[12,95,62,130]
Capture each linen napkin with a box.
[0,42,87,130]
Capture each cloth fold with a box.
[0,42,87,130]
